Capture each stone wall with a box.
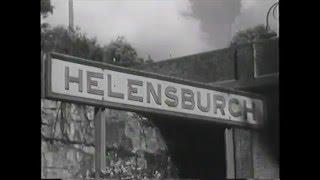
[41,99,178,179]
[41,100,95,179]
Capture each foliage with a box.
[103,36,141,67]
[79,149,177,179]
[41,25,104,61]
[40,1,150,66]
[230,25,277,46]
[145,55,154,64]
[41,0,53,18]
[40,0,144,66]
[41,25,152,67]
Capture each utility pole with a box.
[69,0,74,31]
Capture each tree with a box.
[145,55,154,64]
[40,0,152,67]
[41,0,53,18]
[41,0,53,37]
[103,36,141,67]
[41,25,104,61]
[230,25,277,46]
[41,26,148,66]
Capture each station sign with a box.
[43,52,265,128]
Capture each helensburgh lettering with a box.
[62,65,259,123]
[48,57,264,126]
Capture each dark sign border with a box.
[43,52,266,129]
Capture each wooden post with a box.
[41,52,45,98]
[94,107,106,179]
[234,128,254,178]
[225,128,235,179]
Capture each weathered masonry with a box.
[134,38,279,179]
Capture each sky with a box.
[42,0,278,61]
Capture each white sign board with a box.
[44,53,264,128]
